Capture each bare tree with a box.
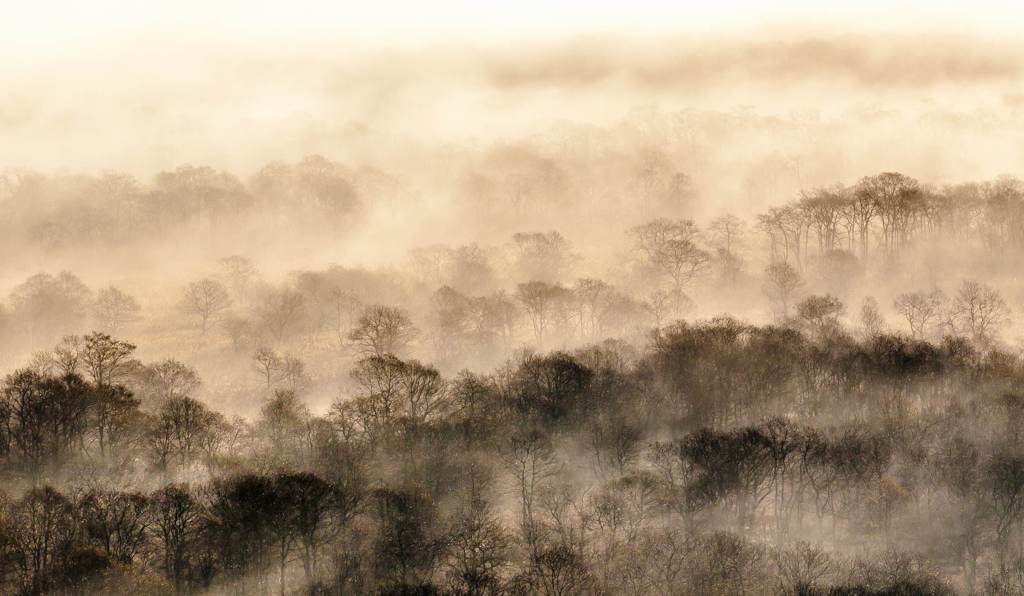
[257,288,306,341]
[842,186,878,258]
[8,270,92,342]
[328,287,362,348]
[709,214,747,286]
[772,541,836,595]
[77,489,150,564]
[569,278,615,339]
[758,206,809,269]
[630,219,711,298]
[222,316,255,352]
[893,290,945,339]
[80,332,137,386]
[181,278,231,333]
[148,396,225,473]
[643,288,692,328]
[949,280,1010,344]
[799,185,847,254]
[91,286,141,334]
[860,296,886,339]
[504,429,558,551]
[709,214,745,255]
[857,172,922,255]
[253,346,283,389]
[796,295,844,336]
[219,255,259,303]
[479,291,520,353]
[135,359,201,403]
[445,494,509,595]
[515,281,568,345]
[511,231,577,283]
[151,484,205,593]
[348,305,418,357]
[762,262,802,319]
[278,355,311,393]
[51,335,83,376]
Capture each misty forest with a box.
[7,6,1024,596]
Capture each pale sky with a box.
[6,0,1024,49]
[4,0,1023,177]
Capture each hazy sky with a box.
[4,2,1024,176]
[7,0,1024,48]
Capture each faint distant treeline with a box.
[2,173,1023,373]
[0,155,385,251]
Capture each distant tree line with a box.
[758,172,1024,268]
[0,156,375,252]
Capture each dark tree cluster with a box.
[0,312,1022,594]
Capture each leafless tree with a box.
[148,396,226,473]
[254,346,283,389]
[328,287,362,348]
[515,281,568,345]
[80,332,137,386]
[511,231,577,283]
[504,429,558,552]
[772,541,836,595]
[257,288,306,341]
[799,185,847,254]
[278,355,311,393]
[708,214,745,255]
[643,288,692,328]
[569,278,615,339]
[181,278,232,333]
[51,335,83,376]
[150,484,205,592]
[893,290,945,339]
[91,286,141,334]
[348,305,418,357]
[76,489,150,564]
[949,280,1010,344]
[630,219,711,297]
[758,206,809,269]
[219,254,259,303]
[796,295,844,336]
[860,296,886,339]
[479,290,520,353]
[763,262,802,318]
[857,172,922,255]
[134,359,201,403]
[445,494,509,595]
